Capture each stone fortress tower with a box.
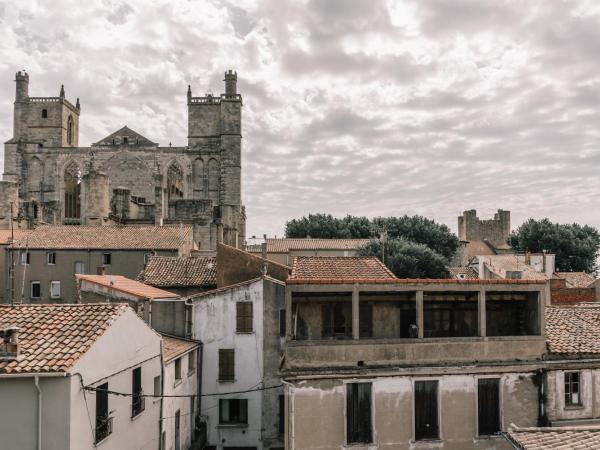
[0,70,245,252]
[457,209,511,247]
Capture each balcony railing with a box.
[95,415,113,443]
[131,394,145,418]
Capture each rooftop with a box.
[546,305,600,356]
[247,238,371,253]
[139,255,217,288]
[162,335,199,363]
[13,225,193,250]
[0,304,129,374]
[77,275,179,300]
[290,256,396,281]
[506,425,600,449]
[554,272,596,288]
[448,266,479,279]
[479,254,547,280]
[0,230,30,245]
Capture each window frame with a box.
[46,251,56,265]
[218,349,235,382]
[236,302,253,333]
[564,371,582,407]
[31,281,41,299]
[50,281,61,299]
[218,398,248,425]
[102,253,112,265]
[174,357,182,383]
[188,350,196,375]
[413,379,440,441]
[74,261,86,275]
[41,108,48,118]
[21,251,30,265]
[131,366,145,418]
[95,382,112,444]
[345,382,373,444]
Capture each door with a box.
[174,409,180,450]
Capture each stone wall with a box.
[216,243,290,287]
[458,209,511,246]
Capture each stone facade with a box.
[458,209,511,247]
[1,70,245,252]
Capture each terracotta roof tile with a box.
[554,272,596,288]
[162,335,199,363]
[139,256,216,288]
[0,230,30,245]
[479,255,547,280]
[448,267,479,279]
[0,304,129,374]
[506,426,600,449]
[546,305,600,355]
[247,238,371,253]
[13,225,192,250]
[290,256,396,280]
[77,275,179,300]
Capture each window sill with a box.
[218,379,236,383]
[235,331,255,335]
[94,433,112,446]
[564,405,585,410]
[217,423,248,429]
[188,370,196,377]
[174,379,182,388]
[131,410,145,421]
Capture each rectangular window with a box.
[154,375,161,397]
[131,367,144,417]
[565,372,581,406]
[415,380,439,440]
[102,253,112,265]
[74,261,86,274]
[188,350,196,375]
[95,382,111,443]
[279,394,285,434]
[46,251,56,265]
[218,349,235,382]
[31,281,41,298]
[236,302,253,332]
[50,281,61,299]
[478,378,500,436]
[219,399,248,424]
[21,252,30,265]
[346,382,372,444]
[279,309,286,337]
[175,357,182,382]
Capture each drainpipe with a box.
[159,341,165,450]
[34,375,42,450]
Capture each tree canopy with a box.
[509,218,600,272]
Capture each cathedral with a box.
[0,70,245,252]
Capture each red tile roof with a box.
[0,230,30,245]
[290,256,396,281]
[0,304,129,374]
[546,305,600,355]
[448,267,479,279]
[247,238,371,253]
[13,225,193,250]
[162,335,199,363]
[287,278,546,285]
[506,426,600,449]
[77,275,179,300]
[140,256,216,288]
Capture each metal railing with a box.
[95,415,113,443]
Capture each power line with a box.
[84,383,282,398]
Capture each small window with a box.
[131,367,144,417]
[41,109,47,118]
[50,281,61,299]
[219,399,248,424]
[95,382,111,443]
[47,251,56,265]
[31,281,41,298]
[21,252,30,265]
[154,375,161,397]
[74,261,86,274]
[565,372,581,406]
[415,380,439,440]
[188,350,196,375]
[279,309,286,337]
[236,302,253,332]
[102,253,112,265]
[218,349,235,382]
[174,357,182,382]
[478,378,500,436]
[347,383,372,444]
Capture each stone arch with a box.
[192,158,205,199]
[63,160,81,221]
[167,161,184,203]
[207,158,219,203]
[26,157,43,193]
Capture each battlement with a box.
[28,96,79,111]
[188,93,242,104]
[15,71,29,81]
[458,209,511,247]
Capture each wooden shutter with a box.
[415,380,439,440]
[219,349,235,381]
[236,302,253,332]
[347,383,372,443]
[478,378,500,435]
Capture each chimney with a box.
[0,326,20,360]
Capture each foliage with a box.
[509,218,600,272]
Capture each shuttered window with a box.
[346,383,372,444]
[415,380,439,440]
[236,302,253,332]
[219,349,235,381]
[478,378,500,436]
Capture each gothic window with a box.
[192,159,204,198]
[67,115,73,145]
[41,109,48,118]
[64,162,81,220]
[167,162,184,203]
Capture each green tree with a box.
[509,218,600,272]
[285,213,372,239]
[357,238,450,279]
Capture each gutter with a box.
[0,372,66,378]
[34,375,42,450]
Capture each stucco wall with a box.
[546,368,600,424]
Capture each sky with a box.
[1,0,600,239]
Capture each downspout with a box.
[196,342,204,444]
[159,341,165,450]
[34,375,42,450]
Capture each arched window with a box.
[64,162,81,221]
[41,109,47,118]
[67,115,73,145]
[208,158,219,203]
[167,162,184,203]
[192,159,204,199]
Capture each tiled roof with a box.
[448,267,479,279]
[506,426,600,449]
[0,304,128,374]
[479,255,547,280]
[0,230,30,245]
[77,275,179,300]
[162,335,199,363]
[140,256,217,288]
[290,256,396,280]
[13,225,192,250]
[554,272,596,288]
[93,125,157,146]
[247,238,371,253]
[546,305,600,355]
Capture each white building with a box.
[161,335,201,450]
[0,303,162,450]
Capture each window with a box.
[64,161,81,220]
[41,109,47,118]
[188,350,196,375]
[279,309,286,337]
[478,378,500,436]
[154,375,161,397]
[174,409,180,450]
[95,382,112,443]
[218,349,235,382]
[50,281,61,299]
[278,394,285,434]
[74,261,86,274]
[131,367,144,417]
[347,383,372,444]
[47,251,56,265]
[174,357,182,382]
[322,302,352,339]
[219,399,248,424]
[67,115,73,145]
[236,302,253,332]
[102,253,112,265]
[31,281,41,298]
[415,380,439,440]
[21,252,30,265]
[565,372,581,406]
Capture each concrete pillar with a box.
[416,290,424,339]
[478,289,486,337]
[352,284,360,340]
[286,287,293,340]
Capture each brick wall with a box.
[551,287,596,304]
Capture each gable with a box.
[93,125,157,147]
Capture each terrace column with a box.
[478,288,486,337]
[352,284,360,340]
[416,290,424,339]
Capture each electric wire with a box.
[83,383,283,398]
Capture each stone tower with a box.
[457,209,511,247]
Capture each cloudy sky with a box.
[1,0,600,239]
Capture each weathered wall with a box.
[216,243,289,287]
[546,368,600,425]
[551,287,596,304]
[458,210,511,247]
